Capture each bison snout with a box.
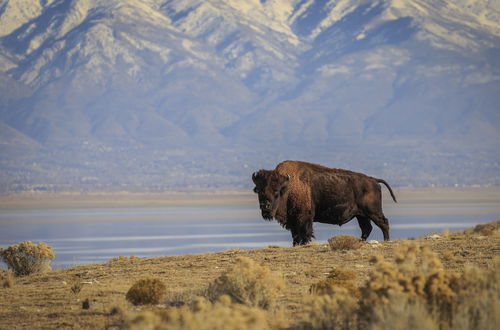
[259,201,272,211]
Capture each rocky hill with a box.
[1,0,499,191]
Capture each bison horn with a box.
[252,172,258,183]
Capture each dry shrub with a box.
[207,257,284,310]
[462,220,500,237]
[124,296,270,330]
[301,242,499,330]
[310,268,358,297]
[0,241,55,276]
[301,287,358,330]
[449,261,500,330]
[165,288,208,307]
[327,235,362,251]
[126,278,166,306]
[109,255,139,263]
[359,243,500,330]
[367,294,438,330]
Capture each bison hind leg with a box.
[369,213,390,241]
[357,216,373,240]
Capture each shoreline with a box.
[1,187,499,208]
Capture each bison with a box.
[251,160,397,245]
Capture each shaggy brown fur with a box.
[252,160,397,245]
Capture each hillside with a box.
[0,221,498,329]
[1,0,500,191]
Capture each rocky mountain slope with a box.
[0,0,499,191]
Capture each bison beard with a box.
[252,160,397,245]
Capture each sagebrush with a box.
[0,241,55,276]
[301,287,358,330]
[359,243,500,329]
[126,278,166,306]
[327,235,363,251]
[124,296,270,330]
[310,268,358,297]
[461,220,500,237]
[207,256,284,310]
[303,242,500,330]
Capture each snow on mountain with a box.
[0,0,499,191]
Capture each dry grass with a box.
[327,234,363,251]
[207,256,285,310]
[0,241,55,276]
[0,221,499,329]
[70,279,83,295]
[126,278,166,306]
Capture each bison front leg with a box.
[290,226,301,246]
[290,214,314,246]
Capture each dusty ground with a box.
[1,225,499,329]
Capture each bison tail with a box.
[377,179,397,203]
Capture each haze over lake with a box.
[1,190,499,268]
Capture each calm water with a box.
[1,200,499,268]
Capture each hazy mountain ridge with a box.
[0,0,499,192]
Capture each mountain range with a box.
[0,0,499,192]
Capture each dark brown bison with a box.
[251,160,397,245]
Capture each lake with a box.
[1,190,499,268]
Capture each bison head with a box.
[252,170,290,220]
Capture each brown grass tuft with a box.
[327,234,363,251]
[0,241,55,276]
[207,256,284,310]
[2,270,15,288]
[70,279,83,295]
[126,278,166,306]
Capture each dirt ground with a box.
[1,225,499,329]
